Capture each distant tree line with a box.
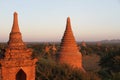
[0,42,120,80]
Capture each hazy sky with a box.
[0,0,120,42]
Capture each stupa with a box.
[44,43,51,54]
[96,42,102,47]
[57,17,85,72]
[51,44,57,54]
[0,12,37,80]
[81,41,87,47]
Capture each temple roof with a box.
[60,17,78,52]
[7,12,26,49]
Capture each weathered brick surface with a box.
[0,12,37,80]
[57,17,85,72]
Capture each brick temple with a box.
[0,12,37,80]
[57,17,85,72]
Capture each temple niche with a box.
[0,12,37,80]
[57,17,85,72]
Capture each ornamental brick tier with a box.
[0,12,37,80]
[57,17,85,72]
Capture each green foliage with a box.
[99,48,120,80]
[35,58,101,80]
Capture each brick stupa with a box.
[81,41,87,47]
[57,17,85,72]
[0,12,37,80]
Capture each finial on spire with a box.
[67,17,70,22]
[14,12,17,15]
[11,12,20,33]
[65,17,72,31]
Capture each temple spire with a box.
[8,12,26,49]
[61,17,76,48]
[11,12,20,33]
[64,17,73,35]
[57,17,85,72]
[66,17,72,31]
[0,12,37,80]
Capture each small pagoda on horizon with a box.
[57,17,85,72]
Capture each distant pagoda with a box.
[57,17,85,72]
[81,41,87,47]
[0,12,37,80]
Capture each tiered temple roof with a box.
[57,17,85,72]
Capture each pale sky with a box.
[0,0,120,42]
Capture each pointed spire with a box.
[11,12,20,33]
[61,17,77,49]
[7,12,26,49]
[66,17,71,30]
[64,17,72,34]
[57,17,85,72]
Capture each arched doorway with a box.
[16,69,26,80]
